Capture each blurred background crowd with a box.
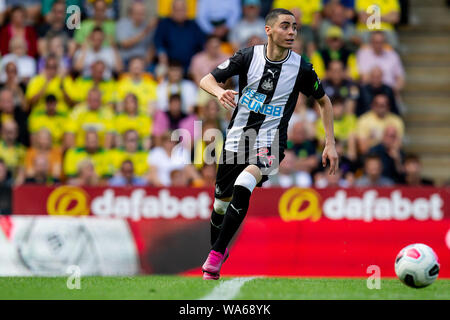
[0,0,440,193]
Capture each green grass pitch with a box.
[0,276,449,300]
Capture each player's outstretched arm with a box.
[316,94,339,175]
[199,73,238,111]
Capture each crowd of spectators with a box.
[0,0,437,194]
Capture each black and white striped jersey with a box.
[211,44,325,155]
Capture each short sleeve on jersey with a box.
[299,61,325,100]
[211,47,251,83]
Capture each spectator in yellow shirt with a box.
[66,159,102,186]
[70,60,118,108]
[117,56,158,115]
[25,54,73,115]
[63,130,114,180]
[28,94,67,147]
[111,129,150,178]
[356,93,404,154]
[310,26,359,81]
[65,88,115,149]
[0,120,26,184]
[316,96,357,159]
[115,93,152,150]
[193,120,223,170]
[355,0,400,48]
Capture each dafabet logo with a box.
[278,188,322,222]
[47,186,90,216]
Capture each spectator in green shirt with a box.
[74,0,116,47]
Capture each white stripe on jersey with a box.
[255,53,301,150]
[225,45,265,151]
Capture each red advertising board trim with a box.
[12,185,450,221]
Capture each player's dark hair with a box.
[265,8,294,26]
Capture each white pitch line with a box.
[199,277,257,300]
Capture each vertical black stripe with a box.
[275,60,304,153]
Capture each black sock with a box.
[212,185,252,254]
[210,209,225,246]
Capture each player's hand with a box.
[322,142,339,175]
[218,89,238,110]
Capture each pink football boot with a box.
[202,248,229,280]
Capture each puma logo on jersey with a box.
[267,69,277,78]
